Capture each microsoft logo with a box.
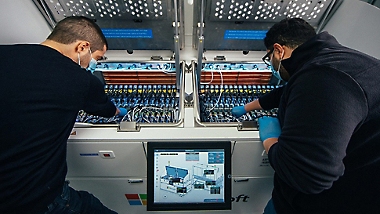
[125,194,147,206]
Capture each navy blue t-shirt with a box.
[0,44,116,213]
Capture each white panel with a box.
[232,141,274,177]
[67,142,147,177]
[66,140,273,213]
[68,177,273,214]
[322,0,380,59]
[68,179,147,214]
[0,0,51,44]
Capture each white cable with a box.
[132,106,140,121]
[207,68,223,112]
[138,106,164,114]
[161,64,175,74]
[142,117,151,123]
[121,109,132,121]
[200,70,214,84]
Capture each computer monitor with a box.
[147,141,232,211]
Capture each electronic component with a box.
[197,63,279,123]
[75,62,181,125]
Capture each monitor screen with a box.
[147,141,232,211]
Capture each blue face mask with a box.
[87,58,97,74]
[270,53,285,82]
[270,62,282,81]
[78,48,97,73]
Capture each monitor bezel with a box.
[147,141,232,211]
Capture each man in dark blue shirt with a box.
[0,16,125,213]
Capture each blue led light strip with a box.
[224,30,267,40]
[102,29,153,39]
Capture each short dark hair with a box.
[47,16,108,52]
[264,18,316,50]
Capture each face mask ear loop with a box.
[277,51,284,73]
[273,50,283,85]
[89,47,94,60]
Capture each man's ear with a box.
[273,43,289,59]
[75,41,90,53]
[272,43,283,54]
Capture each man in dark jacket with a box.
[257,18,380,214]
[0,16,125,213]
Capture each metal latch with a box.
[118,121,141,132]
[184,93,194,108]
[214,56,226,61]
[237,121,258,131]
[128,179,144,183]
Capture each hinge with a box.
[185,64,192,73]
[151,56,163,60]
[117,121,141,132]
[184,93,194,108]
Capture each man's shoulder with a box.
[1,44,63,53]
[0,43,40,49]
[0,44,60,58]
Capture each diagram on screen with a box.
[154,150,225,203]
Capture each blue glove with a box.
[231,106,247,117]
[118,108,127,117]
[258,116,281,142]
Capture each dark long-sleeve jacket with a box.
[263,32,380,213]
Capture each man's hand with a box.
[231,106,247,117]
[258,116,281,153]
[116,108,127,117]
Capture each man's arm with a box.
[82,75,117,118]
[268,69,367,194]
[231,86,283,117]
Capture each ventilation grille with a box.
[44,0,168,20]
[209,0,334,23]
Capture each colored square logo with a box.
[125,194,147,206]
